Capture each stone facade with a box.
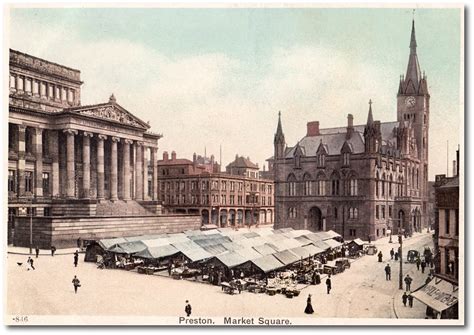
[272,21,430,241]
[7,49,200,247]
[158,153,274,226]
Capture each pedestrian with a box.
[185,300,192,317]
[35,246,40,258]
[390,248,394,260]
[167,262,172,276]
[421,259,426,274]
[404,274,412,292]
[73,250,79,267]
[394,252,399,261]
[27,257,35,270]
[72,275,81,294]
[326,275,332,294]
[402,292,408,307]
[408,294,414,308]
[384,264,391,280]
[377,251,383,263]
[416,257,421,270]
[304,294,314,314]
[51,245,56,256]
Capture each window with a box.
[44,207,51,216]
[381,174,386,196]
[33,81,39,95]
[349,229,356,237]
[18,77,24,91]
[445,209,450,235]
[304,180,312,196]
[262,196,266,206]
[317,179,326,196]
[42,172,50,194]
[343,153,350,166]
[389,205,392,218]
[349,178,358,196]
[222,181,227,191]
[331,179,339,196]
[8,170,16,193]
[40,82,46,96]
[376,205,379,219]
[455,209,459,236]
[288,207,297,219]
[334,207,338,219]
[230,195,235,205]
[48,85,54,98]
[25,171,33,193]
[287,175,297,196]
[381,205,385,219]
[389,174,393,197]
[148,174,153,197]
[10,75,15,88]
[349,208,358,219]
[268,197,272,206]
[61,87,67,101]
[317,154,325,167]
[230,182,235,191]
[25,78,32,92]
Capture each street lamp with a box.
[28,196,33,255]
[390,218,403,289]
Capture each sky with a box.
[7,6,462,180]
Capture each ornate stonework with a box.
[78,106,142,128]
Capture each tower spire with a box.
[404,16,421,93]
[367,99,374,125]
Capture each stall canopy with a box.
[142,238,170,248]
[303,233,325,243]
[411,278,458,313]
[323,239,343,249]
[99,237,128,250]
[135,245,180,259]
[324,230,342,240]
[350,238,365,246]
[213,252,248,269]
[235,247,262,261]
[294,236,314,246]
[253,244,279,256]
[108,241,147,254]
[310,240,331,251]
[243,232,260,239]
[302,244,325,256]
[272,250,300,266]
[179,248,213,262]
[202,244,228,255]
[251,254,285,273]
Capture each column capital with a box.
[111,136,121,143]
[83,131,94,138]
[63,129,78,136]
[135,141,144,147]
[123,138,134,145]
[98,134,108,141]
[33,127,43,135]
[18,124,27,132]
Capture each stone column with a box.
[33,128,43,197]
[110,136,120,201]
[122,139,133,201]
[63,129,78,198]
[135,141,144,201]
[143,146,149,199]
[82,132,94,198]
[96,134,107,200]
[48,130,60,197]
[151,147,158,200]
[17,125,27,197]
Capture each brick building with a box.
[272,20,430,240]
[158,153,274,226]
[7,49,200,247]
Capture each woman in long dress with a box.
[304,294,314,314]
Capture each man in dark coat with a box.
[394,252,399,261]
[72,275,81,294]
[402,292,408,307]
[384,264,391,280]
[35,246,40,258]
[416,257,421,270]
[390,248,394,260]
[378,251,383,263]
[326,275,332,294]
[421,259,426,273]
[73,250,79,267]
[408,294,414,308]
[51,245,56,256]
[404,274,413,291]
[185,300,192,317]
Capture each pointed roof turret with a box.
[367,99,374,125]
[274,111,285,145]
[404,19,421,93]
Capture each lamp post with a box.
[29,196,33,255]
[390,217,403,289]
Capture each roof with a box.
[157,158,193,166]
[108,241,147,254]
[226,156,259,169]
[235,247,263,261]
[213,252,248,268]
[302,244,325,255]
[309,240,331,251]
[179,248,213,262]
[250,255,285,273]
[323,239,343,249]
[135,245,180,259]
[325,230,342,239]
[294,236,314,246]
[411,277,458,313]
[272,250,300,266]
[252,244,279,256]
[286,122,399,158]
[201,244,228,255]
[349,238,365,246]
[98,237,128,250]
[142,238,171,248]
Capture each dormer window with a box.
[343,153,350,166]
[317,154,325,167]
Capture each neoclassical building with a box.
[272,20,430,240]
[7,49,200,247]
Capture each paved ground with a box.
[6,231,434,319]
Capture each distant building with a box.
[158,152,274,226]
[433,148,459,284]
[272,20,430,240]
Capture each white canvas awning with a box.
[411,277,458,313]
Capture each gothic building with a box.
[272,20,430,240]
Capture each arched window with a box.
[317,173,326,196]
[287,174,297,196]
[303,174,312,196]
[389,174,393,197]
[376,171,380,197]
[317,153,325,167]
[334,207,338,219]
[349,176,358,196]
[331,172,340,196]
[288,207,297,219]
[416,168,419,188]
[381,173,386,197]
[343,153,350,166]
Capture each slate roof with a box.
[226,156,259,169]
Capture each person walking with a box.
[304,294,314,314]
[326,275,332,294]
[408,294,414,308]
[185,300,192,317]
[404,274,413,292]
[390,248,394,260]
[51,245,56,256]
[73,250,79,267]
[377,251,383,263]
[35,246,40,258]
[421,259,426,274]
[72,275,81,294]
[394,252,399,261]
[402,292,408,307]
[27,257,35,270]
[416,257,421,271]
[384,264,391,280]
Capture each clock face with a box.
[405,96,416,107]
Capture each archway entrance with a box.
[201,209,209,224]
[398,210,405,235]
[308,207,323,231]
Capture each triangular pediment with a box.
[316,141,328,155]
[65,102,150,130]
[341,141,353,153]
[293,143,305,157]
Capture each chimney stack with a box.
[346,114,354,139]
[456,148,460,176]
[307,121,320,136]
[163,151,169,161]
[171,151,176,161]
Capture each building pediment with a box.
[65,101,149,130]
